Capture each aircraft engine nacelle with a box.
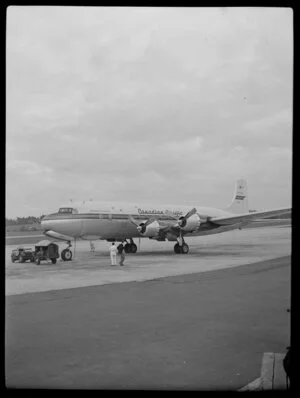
[139,220,160,237]
[179,213,201,232]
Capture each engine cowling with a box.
[178,213,201,232]
[138,220,160,237]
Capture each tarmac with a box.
[5,226,291,390]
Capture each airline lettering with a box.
[138,208,183,216]
[138,208,164,215]
[235,195,245,200]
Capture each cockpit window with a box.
[58,207,74,214]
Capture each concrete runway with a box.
[5,226,291,295]
[5,226,291,390]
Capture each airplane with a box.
[40,179,291,260]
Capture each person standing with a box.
[109,243,118,266]
[90,241,95,252]
[118,241,126,266]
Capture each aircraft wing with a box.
[209,207,291,226]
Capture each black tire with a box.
[124,244,131,254]
[11,258,15,263]
[36,258,40,265]
[51,258,57,264]
[174,243,181,254]
[130,243,137,253]
[19,255,25,263]
[61,249,72,261]
[182,243,189,254]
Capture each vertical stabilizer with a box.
[226,179,249,214]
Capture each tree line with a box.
[5,215,45,226]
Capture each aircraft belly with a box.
[80,218,104,236]
[79,218,242,240]
[80,219,140,240]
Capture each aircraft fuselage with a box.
[41,201,236,241]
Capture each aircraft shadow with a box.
[93,250,244,258]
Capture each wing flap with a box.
[210,208,291,226]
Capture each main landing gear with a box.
[124,239,138,254]
[61,241,73,261]
[174,239,189,254]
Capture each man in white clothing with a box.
[109,242,118,266]
[90,241,95,252]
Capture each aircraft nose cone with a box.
[41,218,53,231]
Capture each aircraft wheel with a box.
[51,258,57,264]
[124,244,131,253]
[174,243,181,254]
[19,255,25,263]
[36,258,40,265]
[182,243,189,254]
[61,249,72,261]
[130,243,137,253]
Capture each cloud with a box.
[163,136,203,153]
[244,108,292,134]
[6,7,293,217]
[267,146,292,157]
[7,160,52,176]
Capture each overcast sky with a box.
[6,6,293,218]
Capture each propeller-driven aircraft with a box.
[41,179,291,260]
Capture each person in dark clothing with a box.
[117,241,126,266]
[283,308,291,389]
[283,347,291,388]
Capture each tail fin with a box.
[226,179,249,214]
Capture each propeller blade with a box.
[165,208,197,221]
[177,208,197,228]
[183,207,197,220]
[165,208,197,229]
[143,216,157,227]
[128,215,140,226]
[128,215,156,234]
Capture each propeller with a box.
[129,215,157,234]
[165,208,197,228]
